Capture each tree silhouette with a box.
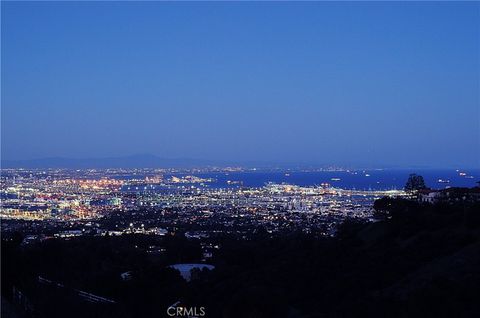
[404,174,427,192]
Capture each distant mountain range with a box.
[1,154,222,169]
[1,155,308,169]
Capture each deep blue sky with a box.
[2,2,479,168]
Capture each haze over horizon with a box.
[2,2,479,168]
[2,153,479,170]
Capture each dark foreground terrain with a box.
[2,198,480,318]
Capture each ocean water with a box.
[119,169,480,192]
[182,169,480,190]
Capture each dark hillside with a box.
[2,199,480,317]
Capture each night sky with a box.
[2,2,479,168]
